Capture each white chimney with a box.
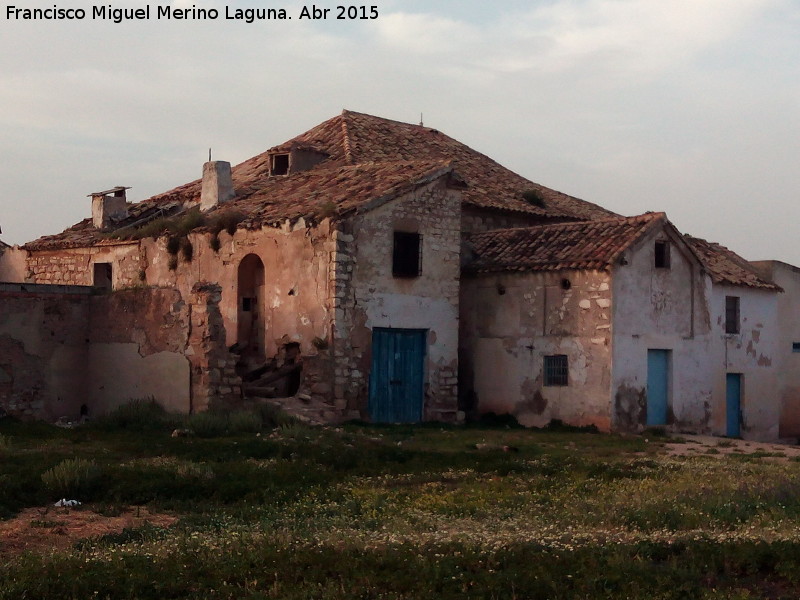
[200,161,235,212]
[91,187,129,229]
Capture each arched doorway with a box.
[237,254,265,361]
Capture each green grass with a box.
[2,411,800,599]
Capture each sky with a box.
[0,0,797,265]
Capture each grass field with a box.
[2,402,800,599]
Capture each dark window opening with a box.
[725,296,740,334]
[271,153,289,176]
[242,297,253,312]
[654,241,671,269]
[393,231,421,278]
[793,343,800,353]
[93,262,112,291]
[544,355,568,386]
[561,278,571,290]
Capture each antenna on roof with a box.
[208,148,212,162]
[419,113,423,126]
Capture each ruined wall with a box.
[0,246,28,282]
[25,243,144,288]
[611,227,712,433]
[751,261,800,439]
[0,284,91,419]
[139,220,334,361]
[460,269,614,429]
[707,284,780,440]
[0,283,239,420]
[333,178,462,421]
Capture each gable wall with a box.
[460,269,613,429]
[611,225,713,432]
[334,178,462,421]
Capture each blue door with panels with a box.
[726,373,742,437]
[646,349,670,426]
[369,328,426,423]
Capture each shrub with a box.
[0,434,10,451]
[166,236,181,255]
[209,233,221,252]
[188,412,228,438]
[522,189,546,208]
[93,397,177,431]
[228,410,263,434]
[180,237,194,262]
[41,458,100,499]
[258,403,300,429]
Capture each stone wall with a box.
[25,244,144,288]
[332,176,462,422]
[460,206,543,235]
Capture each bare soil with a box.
[663,434,800,461]
[0,506,177,557]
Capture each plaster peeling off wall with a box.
[0,246,27,283]
[460,269,613,430]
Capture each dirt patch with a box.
[0,506,177,557]
[662,434,800,462]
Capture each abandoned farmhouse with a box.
[1,110,798,440]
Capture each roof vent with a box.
[200,161,235,212]
[90,186,130,229]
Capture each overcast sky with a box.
[0,0,797,265]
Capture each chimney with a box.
[90,187,129,229]
[200,161,235,212]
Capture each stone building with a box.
[0,110,796,439]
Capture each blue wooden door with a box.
[646,350,670,426]
[369,328,426,423]
[726,373,742,437]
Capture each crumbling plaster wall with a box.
[0,286,90,419]
[0,246,27,282]
[611,227,712,433]
[460,269,613,429]
[333,178,462,421]
[708,284,779,440]
[0,284,237,420]
[752,261,800,438]
[138,220,334,361]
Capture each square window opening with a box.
[242,297,253,312]
[93,262,112,291]
[654,240,671,269]
[271,153,289,176]
[793,342,800,353]
[544,355,569,386]
[393,231,421,278]
[725,296,740,334]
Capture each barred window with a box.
[544,355,568,386]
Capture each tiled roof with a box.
[464,213,665,273]
[685,236,781,291]
[25,110,616,250]
[272,110,617,220]
[25,160,457,250]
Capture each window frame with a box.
[543,354,569,387]
[392,231,422,278]
[725,295,740,334]
[654,240,671,269]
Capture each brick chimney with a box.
[200,161,235,212]
[91,187,129,229]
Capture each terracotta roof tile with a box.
[25,110,617,250]
[685,236,781,291]
[464,213,665,273]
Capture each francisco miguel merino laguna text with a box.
[6,5,297,23]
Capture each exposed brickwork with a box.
[26,246,143,289]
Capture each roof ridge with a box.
[340,111,354,165]
[468,212,662,238]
